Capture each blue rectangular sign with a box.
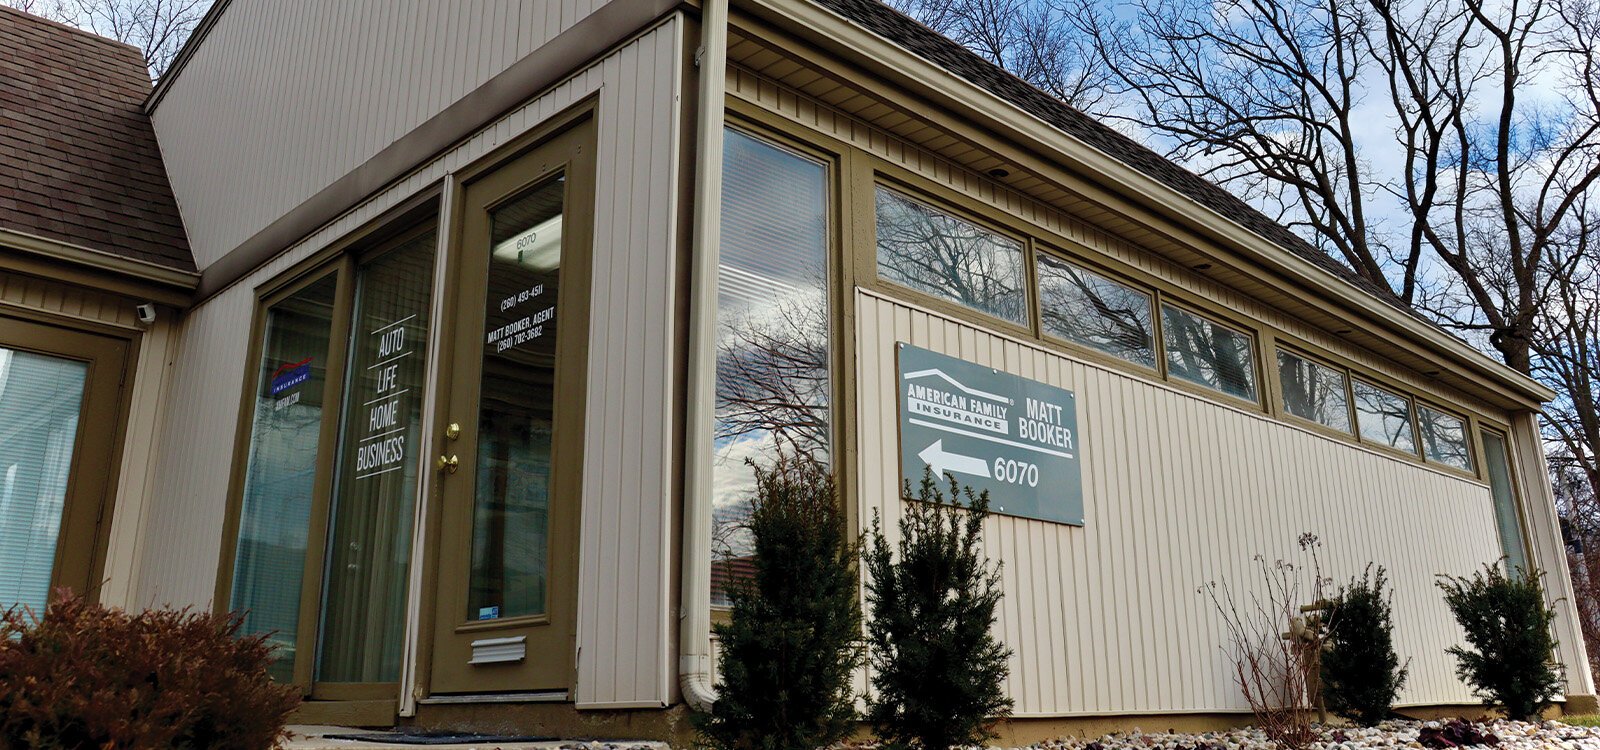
[897,343,1084,526]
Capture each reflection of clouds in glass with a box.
[715,283,830,463]
[711,432,772,560]
[712,128,833,605]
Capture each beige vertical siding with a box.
[138,18,683,707]
[572,15,683,708]
[151,0,615,268]
[857,289,1505,715]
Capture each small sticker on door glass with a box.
[478,605,500,621]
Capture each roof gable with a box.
[0,5,194,273]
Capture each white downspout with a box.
[680,0,728,713]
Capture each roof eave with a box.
[0,227,198,308]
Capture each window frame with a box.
[743,97,1493,481]
[1156,298,1264,408]
[714,113,852,614]
[1273,346,1356,437]
[1033,243,1160,373]
[216,210,439,696]
[867,172,1037,339]
[1416,399,1477,475]
[1349,376,1429,461]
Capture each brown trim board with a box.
[194,0,689,301]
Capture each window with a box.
[0,349,87,615]
[874,186,1027,325]
[1481,431,1529,573]
[1161,304,1257,400]
[1277,350,1351,432]
[465,177,564,623]
[233,273,338,683]
[1352,380,1415,452]
[317,232,436,682]
[230,224,437,685]
[1037,254,1156,368]
[713,129,831,605]
[1418,404,1472,471]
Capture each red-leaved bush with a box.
[0,591,301,750]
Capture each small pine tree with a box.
[1322,566,1407,726]
[864,470,1013,750]
[1437,563,1565,721]
[696,459,863,750]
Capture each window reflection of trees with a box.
[1277,352,1350,431]
[1353,382,1415,451]
[711,282,830,606]
[1161,305,1256,400]
[1419,406,1471,470]
[711,130,832,606]
[1037,256,1155,367]
[875,188,1026,324]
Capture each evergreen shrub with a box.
[864,470,1013,750]
[1437,563,1564,720]
[696,459,863,750]
[1321,565,1408,726]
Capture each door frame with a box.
[0,310,134,606]
[422,113,596,696]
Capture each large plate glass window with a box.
[1352,380,1415,452]
[317,231,436,683]
[1418,404,1472,471]
[1160,304,1257,401]
[875,186,1027,325]
[228,221,438,690]
[1036,254,1156,368]
[713,129,831,605]
[1277,350,1351,432]
[232,274,339,683]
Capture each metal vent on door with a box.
[468,635,527,665]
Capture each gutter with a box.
[679,0,728,713]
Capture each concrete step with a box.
[283,726,670,750]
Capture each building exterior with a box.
[1,0,1593,743]
[0,6,196,618]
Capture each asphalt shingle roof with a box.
[813,0,1415,316]
[0,5,193,272]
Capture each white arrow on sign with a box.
[918,439,991,479]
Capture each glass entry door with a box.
[430,121,594,694]
[0,316,127,613]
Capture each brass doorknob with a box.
[436,454,459,473]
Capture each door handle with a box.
[436,454,459,474]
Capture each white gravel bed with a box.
[1017,720,1600,750]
